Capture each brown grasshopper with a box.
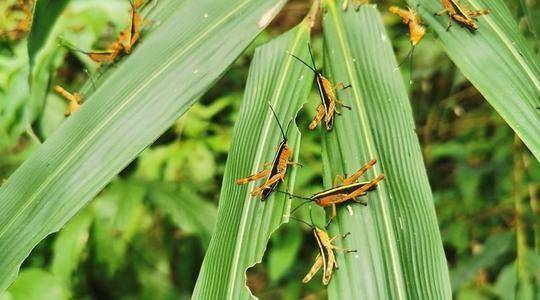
[389,6,426,71]
[61,0,146,65]
[236,104,300,201]
[120,0,144,54]
[291,213,356,285]
[435,0,489,31]
[389,6,425,47]
[289,44,351,131]
[54,85,83,116]
[285,159,384,226]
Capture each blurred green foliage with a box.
[0,0,538,299]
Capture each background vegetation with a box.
[0,0,538,299]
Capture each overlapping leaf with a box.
[0,0,286,292]
[193,21,314,300]
[408,0,540,161]
[319,1,451,299]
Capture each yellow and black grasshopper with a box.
[284,159,384,226]
[236,104,300,201]
[435,0,489,31]
[289,44,351,131]
[291,212,356,285]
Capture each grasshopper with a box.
[389,6,425,72]
[435,0,489,31]
[286,159,384,226]
[61,0,146,65]
[119,0,144,54]
[236,104,300,201]
[291,212,356,285]
[54,85,83,116]
[289,44,351,131]
[389,6,425,47]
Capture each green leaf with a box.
[93,181,146,275]
[520,0,540,39]
[0,0,285,292]
[0,44,29,152]
[494,262,518,300]
[450,232,514,292]
[268,224,303,283]
[145,181,217,248]
[408,0,540,161]
[193,21,314,299]
[50,209,93,285]
[26,0,70,135]
[320,2,450,299]
[4,269,69,300]
[27,0,69,66]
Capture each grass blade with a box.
[26,0,70,137]
[0,0,285,292]
[27,0,69,66]
[409,0,540,161]
[193,21,314,299]
[320,2,451,299]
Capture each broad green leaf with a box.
[0,0,285,292]
[193,21,314,299]
[145,181,217,248]
[268,224,303,283]
[50,209,93,285]
[493,253,540,300]
[93,181,146,275]
[494,262,519,300]
[450,232,514,291]
[4,269,69,300]
[0,43,29,152]
[520,0,540,39]
[320,2,450,299]
[408,0,540,161]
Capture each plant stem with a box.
[513,137,529,284]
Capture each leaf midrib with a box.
[226,22,309,300]
[326,2,406,298]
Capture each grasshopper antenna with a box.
[309,207,316,228]
[290,199,314,215]
[288,51,317,74]
[289,216,314,229]
[284,119,293,137]
[307,43,318,71]
[409,46,415,84]
[397,45,414,68]
[84,69,97,90]
[268,102,287,141]
[275,190,311,201]
[58,38,93,56]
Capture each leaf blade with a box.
[321,2,451,299]
[0,0,285,292]
[193,21,314,300]
[409,0,540,161]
